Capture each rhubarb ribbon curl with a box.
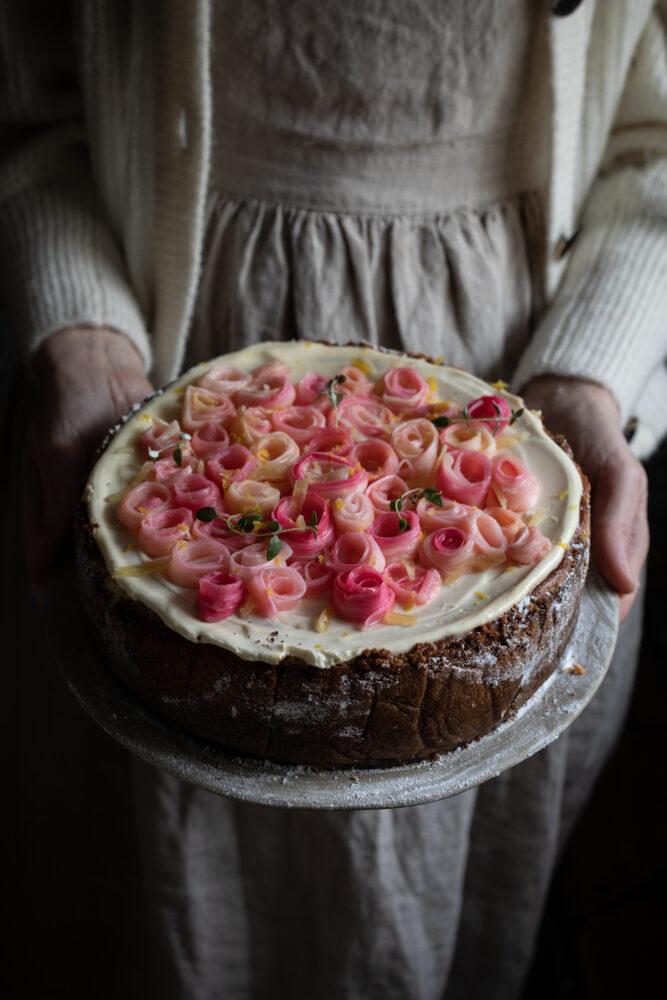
[331,566,395,630]
[436,448,492,507]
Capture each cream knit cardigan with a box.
[1,0,666,456]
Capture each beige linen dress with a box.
[129,3,642,998]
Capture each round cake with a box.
[77,341,590,768]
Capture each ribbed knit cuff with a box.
[0,174,152,373]
[514,164,667,431]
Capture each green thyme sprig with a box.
[431,402,523,433]
[148,431,191,466]
[195,507,319,559]
[316,374,347,425]
[389,487,443,532]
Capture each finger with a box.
[591,449,649,599]
[619,589,639,624]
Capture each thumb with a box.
[591,448,649,614]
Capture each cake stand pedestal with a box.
[46,559,618,809]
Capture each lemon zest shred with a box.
[113,556,171,578]
[104,461,153,503]
[384,610,417,627]
[352,358,372,375]
[315,606,331,633]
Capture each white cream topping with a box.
[86,341,583,668]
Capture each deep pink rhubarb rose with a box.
[331,566,395,629]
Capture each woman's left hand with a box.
[521,375,649,622]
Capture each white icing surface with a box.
[86,341,583,668]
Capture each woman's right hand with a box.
[24,326,154,589]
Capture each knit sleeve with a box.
[513,2,667,454]
[0,1,151,371]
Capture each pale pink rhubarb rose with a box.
[192,516,261,552]
[231,407,274,445]
[331,395,395,438]
[147,451,199,484]
[485,506,524,543]
[472,511,508,564]
[439,423,497,458]
[338,365,374,397]
[288,558,334,598]
[367,511,421,560]
[376,366,430,413]
[304,426,354,456]
[167,538,230,588]
[118,482,172,532]
[391,418,439,487]
[384,563,440,608]
[140,419,182,459]
[350,439,399,481]
[415,497,475,534]
[197,363,252,400]
[225,480,281,520]
[436,448,492,507]
[366,474,409,515]
[181,385,236,432]
[271,405,326,447]
[206,444,256,487]
[235,372,296,410]
[328,533,386,574]
[246,566,307,616]
[137,508,193,558]
[290,453,369,501]
[421,525,476,576]
[170,471,222,513]
[294,371,330,410]
[332,491,375,533]
[190,421,231,459]
[489,453,540,512]
[251,432,301,487]
[228,540,293,581]
[506,525,551,565]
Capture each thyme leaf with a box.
[195,506,219,523]
[266,534,282,560]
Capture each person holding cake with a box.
[2,1,665,997]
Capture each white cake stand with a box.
[47,559,618,810]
